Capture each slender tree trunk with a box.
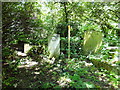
[68,25,70,59]
[63,2,68,38]
[63,2,68,24]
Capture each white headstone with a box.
[48,34,60,59]
[24,44,32,53]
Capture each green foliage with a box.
[70,80,95,88]
[2,47,13,60]
[2,2,119,89]
[41,82,55,88]
[3,77,17,88]
[60,36,83,59]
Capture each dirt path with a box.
[14,57,62,88]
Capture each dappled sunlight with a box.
[2,2,119,89]
[34,72,40,75]
[41,57,55,64]
[16,51,27,56]
[94,41,102,53]
[84,62,93,66]
[83,31,92,45]
[57,76,72,87]
[79,60,93,67]
[17,59,38,68]
[83,82,95,88]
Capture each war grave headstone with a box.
[48,34,60,59]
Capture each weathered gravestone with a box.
[24,44,33,53]
[83,31,103,55]
[48,34,60,59]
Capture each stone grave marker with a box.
[24,44,33,53]
[48,34,60,59]
[83,31,103,55]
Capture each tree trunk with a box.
[63,2,68,37]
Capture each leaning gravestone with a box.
[83,31,103,55]
[48,34,60,59]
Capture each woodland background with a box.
[2,2,120,88]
